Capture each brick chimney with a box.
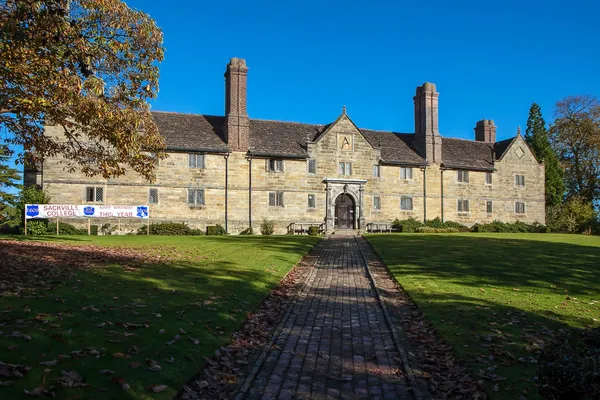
[224,58,249,152]
[413,82,441,163]
[474,119,497,143]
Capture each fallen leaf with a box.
[150,384,167,393]
[39,360,58,366]
[166,334,180,345]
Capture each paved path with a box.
[235,235,412,400]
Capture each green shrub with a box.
[472,220,538,233]
[101,223,117,235]
[391,217,424,232]
[90,225,99,235]
[26,219,48,235]
[206,224,226,235]
[308,226,321,236]
[239,227,254,235]
[260,219,275,235]
[137,222,204,235]
[47,222,87,235]
[537,327,600,399]
[415,226,459,233]
[424,217,469,231]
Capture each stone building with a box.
[28,57,545,234]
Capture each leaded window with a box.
[269,191,284,207]
[307,159,317,174]
[457,199,470,212]
[373,196,381,210]
[149,188,158,204]
[187,188,205,205]
[308,194,316,208]
[188,153,205,169]
[400,167,413,180]
[85,186,104,202]
[457,170,469,183]
[400,196,413,210]
[268,159,284,172]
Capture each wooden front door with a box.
[335,194,355,229]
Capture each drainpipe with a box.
[248,157,252,229]
[440,169,444,222]
[422,167,427,222]
[224,153,229,232]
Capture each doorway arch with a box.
[334,193,355,229]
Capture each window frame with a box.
[515,174,526,187]
[187,188,205,206]
[515,201,526,214]
[400,167,413,180]
[149,188,159,205]
[307,193,316,209]
[373,164,381,178]
[400,196,413,211]
[188,153,205,169]
[268,159,284,173]
[457,170,470,183]
[373,195,381,211]
[85,186,104,203]
[307,159,317,175]
[269,191,285,207]
[338,161,352,176]
[486,200,493,214]
[485,172,493,185]
[457,199,470,213]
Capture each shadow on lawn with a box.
[373,235,600,296]
[0,237,313,399]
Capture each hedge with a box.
[137,222,204,236]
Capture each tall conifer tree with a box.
[525,103,565,206]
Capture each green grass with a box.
[367,233,600,400]
[0,234,319,399]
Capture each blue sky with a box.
[4,0,600,173]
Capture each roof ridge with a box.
[151,110,224,118]
[250,117,324,126]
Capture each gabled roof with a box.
[494,137,515,160]
[151,111,515,169]
[442,138,495,171]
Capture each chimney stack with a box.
[474,119,496,143]
[413,82,441,163]
[224,58,249,152]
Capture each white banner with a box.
[25,204,149,219]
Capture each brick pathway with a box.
[234,235,413,400]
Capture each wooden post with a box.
[56,218,59,235]
[118,218,121,231]
[146,218,150,235]
[87,218,91,235]
[24,218,27,236]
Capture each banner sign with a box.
[25,204,149,219]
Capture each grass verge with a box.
[366,233,600,400]
[0,234,319,399]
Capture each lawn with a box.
[0,234,319,399]
[367,233,600,400]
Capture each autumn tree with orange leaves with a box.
[0,0,166,181]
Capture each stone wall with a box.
[39,118,545,234]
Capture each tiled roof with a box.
[249,119,324,157]
[151,112,228,152]
[442,138,495,171]
[360,130,426,165]
[151,111,514,169]
[494,137,514,160]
